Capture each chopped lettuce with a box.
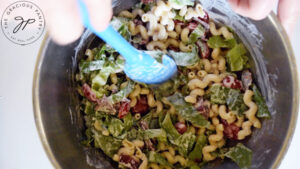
[207,35,236,48]
[209,84,228,104]
[79,60,105,73]
[176,132,196,156]
[226,89,248,116]
[83,100,95,114]
[189,134,207,161]
[161,113,181,144]
[252,85,271,118]
[95,44,116,60]
[144,50,165,63]
[93,130,122,158]
[168,0,194,6]
[226,43,249,72]
[148,151,171,167]
[91,57,125,89]
[189,25,205,44]
[209,84,247,116]
[110,17,131,40]
[169,46,199,66]
[142,129,167,142]
[167,93,210,127]
[225,143,252,169]
[108,80,135,104]
[108,118,126,137]
[123,113,133,130]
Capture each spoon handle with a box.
[77,0,139,62]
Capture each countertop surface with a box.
[0,2,299,169]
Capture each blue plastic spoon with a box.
[77,0,177,84]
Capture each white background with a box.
[0,1,299,169]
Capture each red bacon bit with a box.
[141,0,154,4]
[222,76,243,90]
[221,119,240,140]
[187,21,198,30]
[196,40,210,58]
[168,46,180,52]
[194,97,210,119]
[119,154,140,169]
[242,70,253,90]
[118,101,131,118]
[133,19,143,26]
[131,96,149,114]
[174,20,185,26]
[82,83,97,102]
[175,122,187,134]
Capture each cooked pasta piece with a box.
[209,22,233,40]
[244,90,261,128]
[237,121,253,140]
[218,105,236,124]
[188,74,223,90]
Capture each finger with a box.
[83,0,112,32]
[228,0,274,20]
[277,0,300,38]
[42,0,84,45]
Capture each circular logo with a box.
[1,1,45,45]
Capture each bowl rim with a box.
[32,12,299,169]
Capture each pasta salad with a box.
[76,0,271,169]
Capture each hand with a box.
[41,0,112,45]
[228,0,300,38]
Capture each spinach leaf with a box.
[207,36,236,48]
[92,57,125,88]
[110,17,131,40]
[225,143,252,169]
[161,113,196,157]
[226,43,248,72]
[189,134,207,161]
[108,118,125,137]
[176,132,196,156]
[95,44,116,60]
[123,113,133,130]
[142,129,167,142]
[161,113,181,144]
[167,93,210,127]
[252,85,271,118]
[226,89,248,116]
[148,151,171,166]
[93,130,122,158]
[209,84,247,116]
[209,84,229,104]
[79,60,105,74]
[189,25,205,44]
[83,100,95,114]
[108,80,134,104]
[168,0,194,6]
[169,46,199,66]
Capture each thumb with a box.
[277,0,300,39]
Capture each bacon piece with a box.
[196,40,210,58]
[168,46,180,52]
[118,101,131,118]
[222,76,243,90]
[119,154,140,169]
[131,96,149,114]
[187,21,198,30]
[242,70,253,90]
[221,119,240,140]
[82,83,97,102]
[141,0,154,4]
[175,122,187,134]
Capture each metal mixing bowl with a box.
[33,0,299,168]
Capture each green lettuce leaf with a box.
[148,151,171,167]
[252,85,271,118]
[225,143,252,169]
[108,80,134,104]
[207,35,236,48]
[93,130,122,158]
[110,17,131,40]
[226,43,248,72]
[79,60,105,73]
[189,134,207,161]
[189,25,205,44]
[226,88,248,116]
[169,46,199,66]
[168,0,194,6]
[142,129,167,142]
[161,113,181,144]
[144,50,165,63]
[209,84,229,104]
[123,113,133,130]
[167,93,210,127]
[108,118,125,137]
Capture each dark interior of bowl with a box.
[35,0,298,169]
